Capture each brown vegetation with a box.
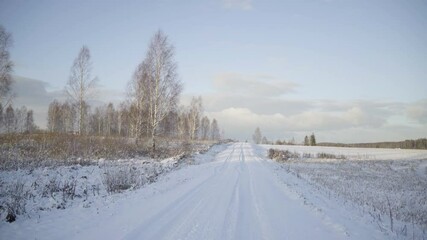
[318,138,427,150]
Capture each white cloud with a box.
[406,99,427,124]
[206,102,420,142]
[222,0,253,10]
[209,106,379,131]
[213,73,297,97]
[190,71,425,143]
[343,107,364,125]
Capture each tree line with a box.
[304,133,316,146]
[1,25,222,153]
[0,25,37,134]
[0,104,36,134]
[45,30,221,151]
[319,138,427,150]
[47,97,221,142]
[252,127,317,146]
[251,127,427,150]
[252,127,269,144]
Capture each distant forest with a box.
[318,138,427,150]
[0,27,223,168]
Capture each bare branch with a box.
[128,30,183,152]
[65,46,97,135]
[0,25,14,105]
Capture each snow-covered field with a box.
[1,142,426,239]
[260,144,427,239]
[261,144,427,161]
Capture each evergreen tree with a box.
[310,133,316,146]
[304,135,309,146]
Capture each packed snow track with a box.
[3,143,386,239]
[122,143,345,240]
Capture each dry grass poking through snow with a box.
[264,144,427,238]
[0,141,219,222]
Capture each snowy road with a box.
[119,143,346,239]
[3,143,386,239]
[76,143,351,240]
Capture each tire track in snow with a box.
[75,143,376,240]
[124,144,240,239]
[221,170,240,240]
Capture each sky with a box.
[0,0,426,143]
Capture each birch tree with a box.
[177,107,190,140]
[5,104,15,133]
[211,119,220,141]
[106,103,115,136]
[62,101,75,133]
[304,135,310,146]
[15,106,26,133]
[159,111,178,138]
[26,110,35,133]
[118,102,129,136]
[128,61,151,138]
[187,96,203,141]
[65,46,97,135]
[0,25,13,105]
[0,103,3,132]
[252,127,262,144]
[200,116,210,140]
[131,30,182,152]
[47,100,63,132]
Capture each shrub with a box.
[101,164,147,193]
[316,152,346,159]
[3,181,28,222]
[61,180,77,201]
[268,149,300,162]
[0,133,202,170]
[42,178,61,198]
[0,133,149,170]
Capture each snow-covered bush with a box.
[102,165,144,193]
[268,149,300,162]
[40,178,78,209]
[268,148,348,161]
[42,178,61,198]
[61,179,77,202]
[2,181,28,222]
[0,166,106,222]
[100,159,175,194]
[316,152,346,159]
[0,138,217,222]
[0,133,217,170]
[0,133,147,170]
[302,153,313,158]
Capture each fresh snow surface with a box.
[262,144,427,161]
[260,144,427,239]
[1,143,399,239]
